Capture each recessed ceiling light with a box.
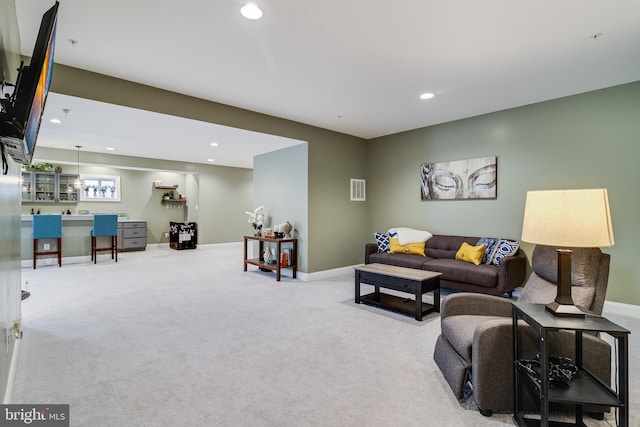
[207,158,215,162]
[210,142,218,147]
[420,92,435,100]
[106,147,115,151]
[241,3,263,20]
[50,118,61,124]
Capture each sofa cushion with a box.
[368,252,430,270]
[491,239,520,266]
[374,232,390,253]
[477,237,499,264]
[442,315,504,361]
[455,242,485,265]
[389,238,426,256]
[425,258,498,288]
[425,235,481,259]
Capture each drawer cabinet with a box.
[117,221,147,252]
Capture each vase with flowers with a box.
[245,206,265,236]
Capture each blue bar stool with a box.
[32,215,62,269]
[91,214,118,263]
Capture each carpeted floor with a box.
[11,243,639,426]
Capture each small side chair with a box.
[32,214,62,269]
[433,245,611,417]
[91,214,118,264]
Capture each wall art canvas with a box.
[420,156,497,200]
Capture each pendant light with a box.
[73,145,82,188]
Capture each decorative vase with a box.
[253,228,262,237]
[263,247,273,263]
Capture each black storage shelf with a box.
[517,365,623,407]
[513,302,629,427]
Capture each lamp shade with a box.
[521,189,614,248]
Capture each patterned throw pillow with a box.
[374,232,390,253]
[477,237,499,264]
[492,239,520,266]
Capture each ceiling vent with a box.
[350,179,366,201]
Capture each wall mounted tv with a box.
[0,1,59,165]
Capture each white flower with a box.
[245,206,264,228]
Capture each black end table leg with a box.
[355,271,361,304]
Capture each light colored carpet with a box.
[12,244,638,426]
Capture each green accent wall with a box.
[367,81,640,305]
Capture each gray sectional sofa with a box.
[365,234,527,296]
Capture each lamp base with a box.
[545,301,586,318]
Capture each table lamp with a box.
[521,189,614,317]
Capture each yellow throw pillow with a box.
[455,242,486,265]
[389,238,426,256]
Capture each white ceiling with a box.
[40,92,304,169]
[14,0,640,167]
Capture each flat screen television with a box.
[0,1,59,165]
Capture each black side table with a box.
[512,302,629,427]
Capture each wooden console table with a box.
[243,235,297,281]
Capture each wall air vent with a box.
[350,179,366,201]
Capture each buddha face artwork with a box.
[420,156,497,200]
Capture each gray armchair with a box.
[433,245,612,417]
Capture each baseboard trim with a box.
[603,300,640,319]
[3,339,19,404]
[301,265,356,281]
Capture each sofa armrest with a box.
[496,250,527,295]
[472,318,521,410]
[441,293,513,320]
[364,243,378,264]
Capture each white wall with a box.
[253,143,309,272]
[0,159,22,402]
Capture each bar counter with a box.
[20,214,137,265]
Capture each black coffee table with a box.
[354,263,442,321]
